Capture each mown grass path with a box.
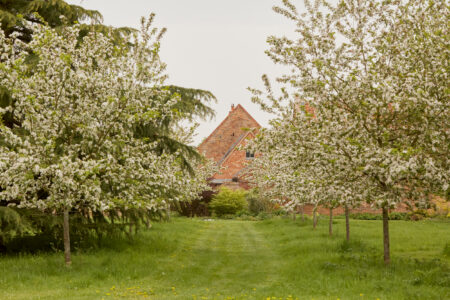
[0,218,449,299]
[0,219,287,300]
[161,220,283,299]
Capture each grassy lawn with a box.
[0,217,449,300]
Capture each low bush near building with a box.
[349,212,409,221]
[246,188,272,215]
[348,211,448,221]
[209,187,248,217]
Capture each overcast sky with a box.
[67,0,297,144]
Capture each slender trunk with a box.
[144,214,150,229]
[313,207,318,229]
[292,210,296,221]
[345,205,350,242]
[63,208,71,266]
[300,205,305,222]
[329,207,333,236]
[166,204,171,221]
[382,206,390,265]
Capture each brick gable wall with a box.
[198,104,261,163]
[214,132,255,180]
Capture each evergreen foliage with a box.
[0,207,31,247]
[0,0,103,42]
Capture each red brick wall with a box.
[214,136,253,179]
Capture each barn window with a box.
[246,151,255,159]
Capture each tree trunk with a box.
[166,204,171,221]
[345,205,350,242]
[144,215,151,229]
[313,207,318,229]
[382,206,390,265]
[329,207,333,236]
[292,210,296,221]
[63,208,71,266]
[300,205,305,222]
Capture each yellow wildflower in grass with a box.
[360,293,364,297]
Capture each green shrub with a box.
[408,209,428,221]
[389,212,408,220]
[350,213,381,220]
[257,211,271,220]
[209,187,247,217]
[235,210,251,217]
[246,188,271,215]
[273,208,287,216]
[0,207,33,247]
[349,212,408,220]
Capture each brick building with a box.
[198,104,260,190]
[195,104,443,217]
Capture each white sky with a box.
[67,0,297,145]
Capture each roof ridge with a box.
[197,104,261,150]
[235,104,261,128]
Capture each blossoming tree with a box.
[249,0,448,264]
[247,108,366,237]
[0,15,213,265]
